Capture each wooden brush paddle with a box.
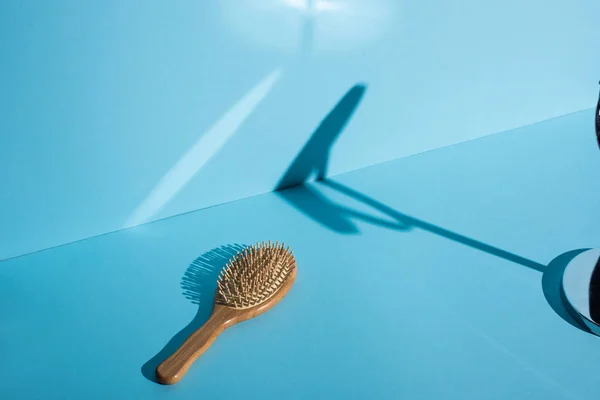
[156,241,297,385]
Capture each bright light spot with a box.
[283,0,308,10]
[315,1,342,12]
[124,68,283,229]
[283,0,342,14]
[219,0,394,54]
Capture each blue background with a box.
[2,0,599,260]
[1,108,599,398]
[1,2,600,397]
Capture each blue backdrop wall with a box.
[1,0,599,260]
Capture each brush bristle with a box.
[215,241,296,310]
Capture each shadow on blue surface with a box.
[275,83,544,271]
[282,174,592,334]
[283,179,546,273]
[141,244,245,383]
[543,249,593,333]
[275,83,593,333]
[276,84,367,190]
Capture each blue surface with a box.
[1,109,599,399]
[2,0,600,259]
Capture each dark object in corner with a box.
[589,255,600,323]
[596,81,600,149]
[590,82,600,320]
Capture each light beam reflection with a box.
[124,68,283,229]
[219,0,393,54]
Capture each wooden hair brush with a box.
[156,241,297,385]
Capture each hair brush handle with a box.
[156,306,238,385]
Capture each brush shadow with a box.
[542,249,592,333]
[141,244,245,383]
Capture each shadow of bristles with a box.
[141,243,246,383]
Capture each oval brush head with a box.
[215,241,296,309]
[156,241,297,385]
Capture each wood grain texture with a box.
[156,267,296,385]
